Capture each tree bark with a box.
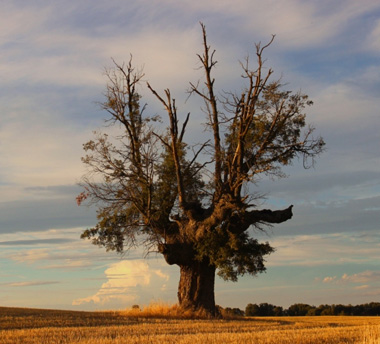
[177,260,216,316]
[159,242,217,315]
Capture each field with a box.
[1,306,380,344]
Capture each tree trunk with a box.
[177,260,216,316]
[158,242,217,315]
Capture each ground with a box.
[1,306,380,343]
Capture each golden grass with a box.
[118,302,224,319]
[1,305,380,344]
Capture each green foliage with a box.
[195,229,274,281]
[225,81,318,180]
[80,205,140,252]
[244,302,380,316]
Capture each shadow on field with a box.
[0,307,143,330]
[0,306,296,331]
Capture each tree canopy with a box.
[78,23,324,314]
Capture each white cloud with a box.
[72,260,170,307]
[323,276,336,283]
[0,4,49,44]
[3,0,378,95]
[0,8,199,90]
[170,0,380,50]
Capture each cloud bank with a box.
[73,260,170,307]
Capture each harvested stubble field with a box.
[1,306,380,344]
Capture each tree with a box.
[77,23,325,316]
[258,303,276,316]
[223,307,245,317]
[245,303,260,316]
[287,303,313,316]
[273,306,284,316]
[245,303,282,316]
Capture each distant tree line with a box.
[241,302,380,316]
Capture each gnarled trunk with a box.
[158,242,217,315]
[177,260,216,315]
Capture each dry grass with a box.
[1,305,380,344]
[118,302,215,319]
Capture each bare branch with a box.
[147,82,187,208]
[179,113,190,142]
[190,22,223,198]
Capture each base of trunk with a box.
[177,260,216,316]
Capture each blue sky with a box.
[0,0,380,311]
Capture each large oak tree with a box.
[78,24,324,316]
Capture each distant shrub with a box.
[222,307,245,318]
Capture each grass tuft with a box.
[118,302,218,319]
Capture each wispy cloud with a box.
[367,17,380,53]
[5,281,60,287]
[318,272,380,302]
[0,197,96,234]
[164,0,380,50]
[41,260,95,271]
[0,228,134,275]
[264,232,380,267]
[6,243,112,269]
[323,271,380,285]
[259,196,380,237]
[9,249,52,264]
[0,238,75,246]
[354,285,370,290]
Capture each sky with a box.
[0,0,380,311]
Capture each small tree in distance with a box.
[77,23,325,316]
